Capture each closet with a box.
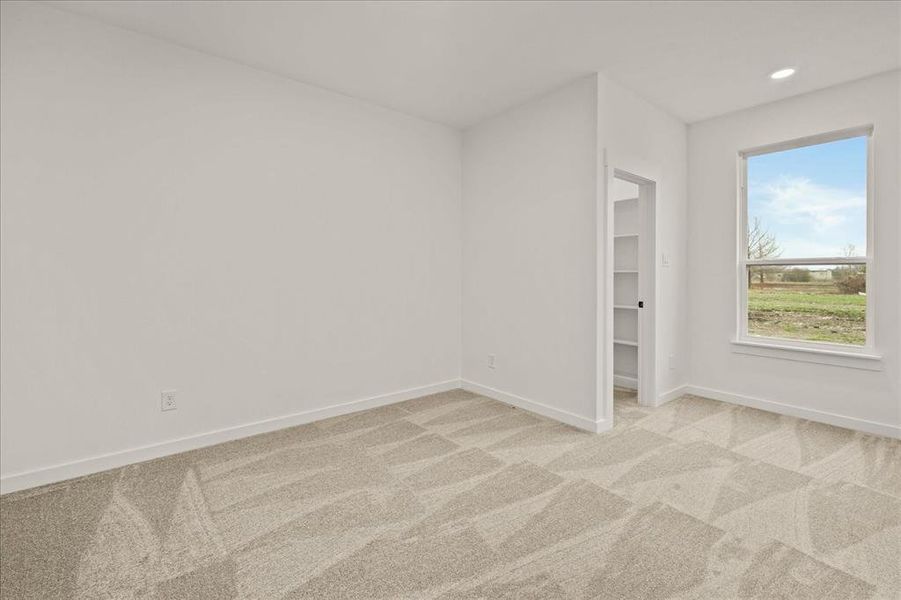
[612,178,641,391]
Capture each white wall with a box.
[461,76,600,427]
[0,2,462,486]
[461,74,689,428]
[688,71,900,432]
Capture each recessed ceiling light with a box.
[770,68,796,80]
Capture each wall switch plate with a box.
[487,354,496,369]
[668,354,676,370]
[161,390,177,412]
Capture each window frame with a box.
[733,125,880,367]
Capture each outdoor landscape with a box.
[747,276,866,346]
[746,217,866,346]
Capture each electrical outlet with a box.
[668,354,676,370]
[161,390,177,412]
[487,354,496,369]
[661,253,671,267]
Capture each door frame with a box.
[599,162,658,428]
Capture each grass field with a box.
[748,284,866,345]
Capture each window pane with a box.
[747,136,866,259]
[747,265,866,346]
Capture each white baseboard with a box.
[6,377,894,494]
[684,385,900,439]
[656,385,689,407]
[613,374,638,390]
[461,380,609,434]
[0,379,461,495]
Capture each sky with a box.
[747,135,867,260]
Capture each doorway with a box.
[605,169,656,426]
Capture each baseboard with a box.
[461,380,609,434]
[613,374,638,390]
[656,384,689,407]
[0,379,462,495]
[684,385,900,439]
[7,378,893,494]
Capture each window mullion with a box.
[746,257,866,267]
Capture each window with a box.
[737,127,874,356]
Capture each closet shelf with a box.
[614,269,638,274]
[614,304,638,310]
[614,339,639,347]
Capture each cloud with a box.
[751,176,865,234]
[748,176,866,258]
[776,239,861,259]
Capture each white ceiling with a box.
[45,1,900,128]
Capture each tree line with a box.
[747,217,864,293]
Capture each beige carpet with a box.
[1,388,899,599]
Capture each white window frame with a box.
[732,125,882,370]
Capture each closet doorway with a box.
[606,169,656,424]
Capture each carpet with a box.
[1,388,899,599]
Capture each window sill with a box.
[731,338,883,371]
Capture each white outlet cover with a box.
[161,390,177,411]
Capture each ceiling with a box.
[45,1,900,128]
